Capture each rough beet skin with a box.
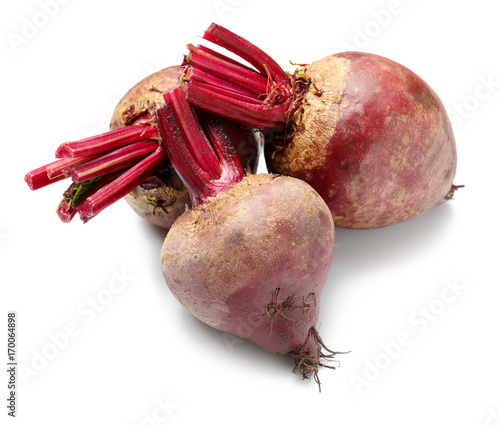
[161,174,336,379]
[265,52,457,229]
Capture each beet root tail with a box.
[444,184,464,200]
[287,327,347,392]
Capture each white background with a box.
[1,0,499,424]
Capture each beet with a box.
[265,52,457,228]
[162,173,335,378]
[179,23,459,229]
[157,88,337,384]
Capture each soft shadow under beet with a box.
[331,201,456,284]
[181,308,299,376]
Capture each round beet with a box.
[153,89,338,384]
[161,174,335,378]
[265,52,457,229]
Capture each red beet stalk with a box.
[181,23,304,130]
[156,86,245,207]
[77,147,167,222]
[56,125,157,158]
[24,80,248,221]
[25,121,168,222]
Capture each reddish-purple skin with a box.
[266,52,457,229]
[161,174,334,362]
